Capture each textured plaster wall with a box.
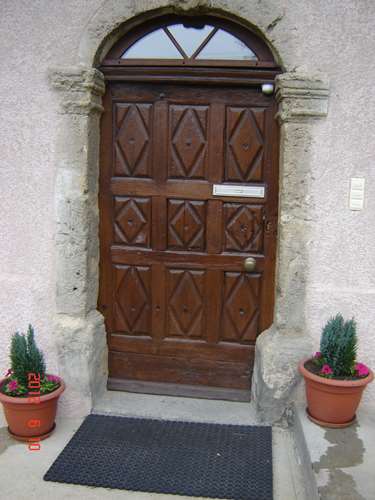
[0,0,375,415]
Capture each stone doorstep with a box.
[294,404,375,500]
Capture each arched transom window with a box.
[123,23,257,61]
[103,16,276,67]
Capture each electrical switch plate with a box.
[349,177,365,211]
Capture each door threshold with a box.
[108,378,251,402]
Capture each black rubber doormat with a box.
[44,414,273,500]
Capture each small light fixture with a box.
[261,83,274,95]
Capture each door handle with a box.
[244,257,256,272]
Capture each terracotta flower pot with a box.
[0,377,65,441]
[299,360,373,427]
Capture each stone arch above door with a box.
[48,3,330,422]
[78,1,284,67]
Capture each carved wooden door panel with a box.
[99,82,278,400]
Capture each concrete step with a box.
[295,405,375,500]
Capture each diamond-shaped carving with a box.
[226,107,264,181]
[225,204,263,252]
[168,200,205,250]
[169,106,208,178]
[114,197,150,247]
[222,272,260,342]
[115,266,150,333]
[169,271,204,336]
[115,103,151,177]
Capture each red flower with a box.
[320,364,333,376]
[8,380,18,392]
[4,369,13,377]
[355,363,369,377]
[314,352,322,359]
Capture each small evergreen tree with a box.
[26,325,46,378]
[333,318,357,376]
[320,314,344,368]
[320,314,358,377]
[10,325,46,386]
[10,332,29,386]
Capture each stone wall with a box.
[1,0,374,421]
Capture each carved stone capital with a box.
[48,66,105,115]
[275,72,329,123]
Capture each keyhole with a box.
[240,224,247,232]
[186,139,192,146]
[242,143,249,150]
[129,137,135,144]
[239,308,245,316]
[128,219,133,226]
[183,305,189,313]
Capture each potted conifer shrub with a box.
[0,325,65,441]
[299,314,373,428]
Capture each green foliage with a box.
[40,378,59,394]
[10,325,46,386]
[4,380,28,396]
[10,333,29,386]
[26,325,46,378]
[320,314,357,377]
[335,318,357,376]
[3,375,60,398]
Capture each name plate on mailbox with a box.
[213,184,265,198]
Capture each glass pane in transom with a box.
[167,24,214,57]
[122,29,183,59]
[196,29,257,60]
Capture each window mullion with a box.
[191,27,218,59]
[164,27,188,59]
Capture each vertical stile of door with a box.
[151,263,166,353]
[205,269,223,345]
[206,200,223,254]
[259,101,278,332]
[206,103,225,344]
[151,99,168,348]
[99,89,116,333]
[152,195,167,251]
[207,102,225,184]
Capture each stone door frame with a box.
[48,5,329,422]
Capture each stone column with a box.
[49,66,108,417]
[252,72,330,423]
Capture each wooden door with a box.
[99,81,278,400]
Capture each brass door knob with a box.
[244,257,256,272]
